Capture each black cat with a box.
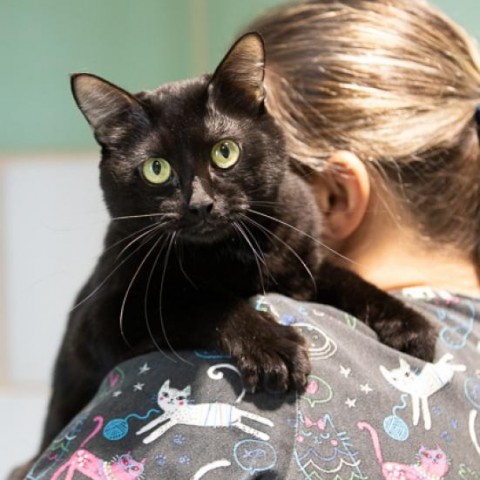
[10,32,436,479]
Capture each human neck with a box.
[341,240,479,296]
[331,197,480,297]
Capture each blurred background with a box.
[0,0,477,476]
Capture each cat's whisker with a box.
[119,232,167,350]
[233,221,267,295]
[111,212,174,221]
[238,218,277,287]
[72,225,164,314]
[102,222,162,257]
[243,215,317,293]
[143,233,177,363]
[249,200,284,209]
[115,221,171,261]
[158,232,193,365]
[237,218,277,290]
[238,219,269,267]
[247,208,359,266]
[174,237,197,290]
[104,218,175,258]
[234,221,268,269]
[70,238,154,313]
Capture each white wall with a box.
[0,153,108,477]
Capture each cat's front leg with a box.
[136,413,169,435]
[314,261,437,361]
[141,420,175,444]
[412,395,421,426]
[212,299,311,392]
[420,397,432,430]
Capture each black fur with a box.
[9,33,436,478]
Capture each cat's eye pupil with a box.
[152,160,161,175]
[220,143,230,158]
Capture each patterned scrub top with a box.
[27,288,480,479]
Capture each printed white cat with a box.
[380,353,466,430]
[136,380,273,444]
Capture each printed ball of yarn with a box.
[383,415,409,442]
[103,419,128,441]
[465,377,480,409]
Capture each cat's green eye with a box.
[211,140,240,169]
[142,157,172,185]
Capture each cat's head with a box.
[417,445,450,475]
[380,359,415,389]
[111,452,146,479]
[157,379,191,411]
[299,413,348,462]
[72,33,286,244]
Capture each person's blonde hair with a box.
[248,0,480,262]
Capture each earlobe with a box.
[316,151,370,242]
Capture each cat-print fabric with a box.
[28,289,480,479]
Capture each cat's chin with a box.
[177,224,233,245]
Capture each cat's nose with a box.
[188,202,214,217]
[187,177,214,218]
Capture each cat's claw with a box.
[376,309,437,363]
[225,314,311,393]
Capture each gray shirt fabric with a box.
[28,288,480,479]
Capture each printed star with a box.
[360,383,373,394]
[133,383,145,392]
[112,390,122,397]
[345,398,357,408]
[138,363,151,375]
[340,365,351,378]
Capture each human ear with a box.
[314,151,370,242]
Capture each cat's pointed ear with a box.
[379,365,389,378]
[71,73,145,145]
[209,32,265,112]
[160,379,170,390]
[183,385,192,397]
[399,358,410,369]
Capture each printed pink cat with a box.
[51,450,145,480]
[51,416,146,480]
[358,422,450,479]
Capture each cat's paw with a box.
[377,309,437,362]
[222,312,311,392]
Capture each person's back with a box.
[25,291,479,478]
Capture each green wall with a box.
[0,0,478,152]
[434,0,480,40]
[1,1,194,152]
